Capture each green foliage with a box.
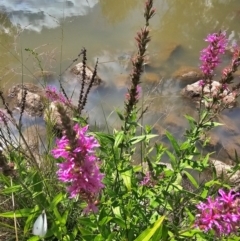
[0,1,239,241]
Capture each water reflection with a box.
[0,0,98,32]
[99,0,140,24]
[151,0,240,52]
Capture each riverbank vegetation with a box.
[0,0,239,240]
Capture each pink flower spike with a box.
[218,189,237,206]
[83,202,99,214]
[195,189,240,236]
[198,80,205,87]
[199,32,228,78]
[45,85,71,105]
[140,171,151,186]
[125,84,142,101]
[136,85,142,100]
[51,123,105,213]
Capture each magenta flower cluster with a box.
[51,124,104,213]
[200,32,228,79]
[125,85,142,101]
[45,86,71,105]
[0,110,9,123]
[195,189,240,236]
[140,171,151,186]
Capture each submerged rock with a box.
[21,125,46,164]
[43,101,89,135]
[114,74,129,88]
[143,72,162,84]
[163,112,187,134]
[148,42,182,69]
[181,80,237,108]
[70,62,102,86]
[33,70,55,80]
[203,117,240,165]
[172,66,204,84]
[209,159,240,186]
[7,83,45,117]
[43,101,74,133]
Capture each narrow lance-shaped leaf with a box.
[134,216,165,241]
[165,131,180,156]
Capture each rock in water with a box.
[7,83,45,117]
[70,62,102,86]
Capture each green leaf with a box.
[93,234,105,241]
[180,141,191,151]
[112,217,126,228]
[165,131,180,156]
[79,234,96,240]
[49,192,64,210]
[204,121,224,127]
[112,206,122,219]
[152,224,163,241]
[91,132,115,144]
[63,235,71,241]
[24,206,39,235]
[116,109,124,121]
[182,170,199,188]
[99,216,113,226]
[185,207,195,223]
[121,170,132,191]
[134,216,165,241]
[166,150,177,168]
[180,229,203,237]
[61,210,69,225]
[53,207,62,221]
[114,131,124,148]
[78,227,92,236]
[184,114,196,124]
[199,110,208,123]
[130,135,146,144]
[201,187,209,199]
[0,208,33,218]
[0,173,11,185]
[130,134,157,145]
[27,236,40,241]
[78,217,96,228]
[0,185,22,194]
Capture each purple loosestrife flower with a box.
[200,32,228,79]
[125,84,142,101]
[140,171,151,186]
[0,110,9,124]
[51,124,104,213]
[195,189,240,236]
[45,86,71,105]
[198,80,206,87]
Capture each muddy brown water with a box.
[0,0,240,166]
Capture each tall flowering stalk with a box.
[51,123,104,213]
[45,86,72,106]
[221,45,240,89]
[198,32,240,111]
[125,0,155,120]
[195,189,240,236]
[200,31,227,83]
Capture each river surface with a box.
[0,0,240,163]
